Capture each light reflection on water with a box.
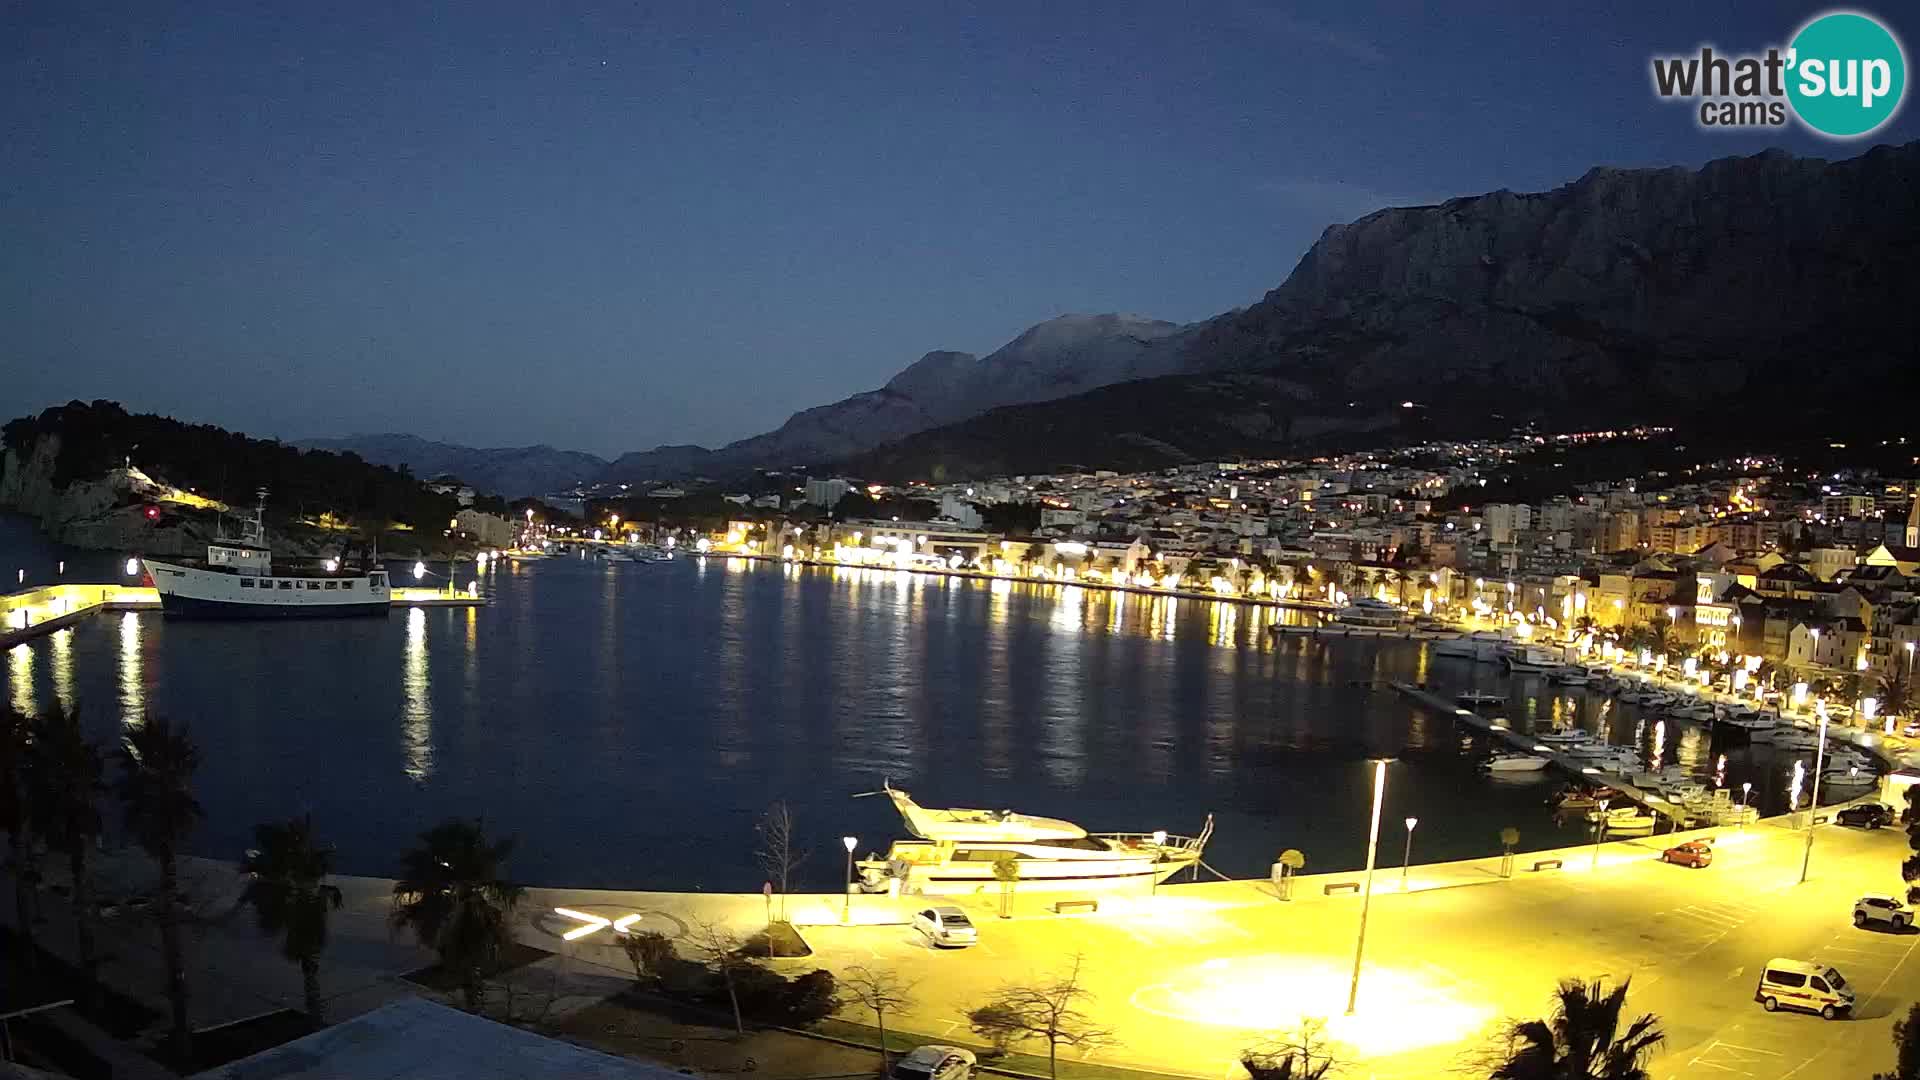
[402,606,432,782]
[7,644,31,715]
[0,547,1818,890]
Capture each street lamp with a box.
[1591,797,1612,870]
[1346,758,1392,1016]
[1401,817,1419,890]
[1741,782,1752,830]
[841,836,858,923]
[1801,707,1830,885]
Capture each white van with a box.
[1755,958,1854,1019]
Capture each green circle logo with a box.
[1787,11,1906,137]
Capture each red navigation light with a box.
[145,505,160,520]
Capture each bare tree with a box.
[1242,1018,1345,1080]
[843,965,917,1072]
[967,954,1114,1080]
[687,917,754,1034]
[755,801,807,922]
[618,928,677,984]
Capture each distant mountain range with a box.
[311,141,1920,493]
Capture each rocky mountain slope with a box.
[854,142,1920,478]
[294,433,607,499]
[599,313,1187,483]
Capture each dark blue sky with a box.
[5,2,1914,457]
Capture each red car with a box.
[1661,840,1714,868]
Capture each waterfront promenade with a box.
[0,583,484,647]
[10,806,1914,1079]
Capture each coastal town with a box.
[505,426,1920,720]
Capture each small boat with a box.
[1717,713,1778,740]
[1548,666,1591,687]
[1456,691,1508,710]
[1483,752,1551,773]
[1603,812,1659,837]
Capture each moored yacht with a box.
[1433,631,1509,662]
[1503,645,1560,673]
[141,495,390,618]
[1332,598,1403,628]
[852,784,1212,895]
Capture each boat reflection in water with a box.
[854,782,1212,896]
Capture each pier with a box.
[1391,680,1694,825]
[2,583,483,648]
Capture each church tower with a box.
[1908,493,1920,548]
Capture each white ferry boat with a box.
[853,784,1211,896]
[141,496,390,619]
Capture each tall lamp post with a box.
[1401,817,1419,890]
[1740,782,1752,830]
[1591,797,1612,870]
[1345,758,1391,1016]
[1801,706,1830,885]
[841,836,858,923]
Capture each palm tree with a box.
[0,707,37,974]
[115,715,204,1062]
[23,703,104,1011]
[240,816,344,1022]
[1881,668,1914,719]
[389,819,524,1011]
[1490,977,1663,1080]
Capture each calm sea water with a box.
[1,514,1809,891]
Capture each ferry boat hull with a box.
[145,561,391,618]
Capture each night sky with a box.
[5,2,1915,457]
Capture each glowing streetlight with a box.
[412,561,426,581]
[1741,782,1752,830]
[1346,757,1391,1016]
[1401,817,1419,890]
[842,835,858,923]
[125,557,140,577]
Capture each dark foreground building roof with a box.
[190,997,683,1080]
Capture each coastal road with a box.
[781,818,1920,1079]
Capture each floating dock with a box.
[1391,681,1694,826]
[3,583,483,648]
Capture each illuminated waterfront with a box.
[0,516,1806,890]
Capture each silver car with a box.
[890,1045,976,1080]
[1854,894,1913,930]
[911,905,978,948]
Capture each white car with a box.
[890,1045,976,1080]
[910,905,978,948]
[1854,894,1913,930]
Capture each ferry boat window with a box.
[278,581,292,590]
[324,581,337,590]
[954,848,1022,862]
[341,581,354,590]
[240,579,254,588]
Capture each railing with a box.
[1097,815,1215,854]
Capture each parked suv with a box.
[1855,894,1914,930]
[1837,803,1895,829]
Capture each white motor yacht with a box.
[1503,645,1560,674]
[1716,712,1778,740]
[1432,631,1510,662]
[1333,598,1403,628]
[852,784,1212,896]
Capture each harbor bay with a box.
[2,514,1813,894]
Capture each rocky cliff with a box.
[854,142,1920,478]
[0,438,212,555]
